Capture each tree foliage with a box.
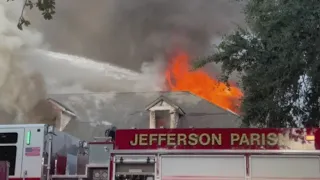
[8,0,56,30]
[194,0,320,128]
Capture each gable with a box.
[145,95,185,115]
[149,100,175,111]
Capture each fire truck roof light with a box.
[306,135,315,141]
[26,131,31,145]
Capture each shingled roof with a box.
[48,91,240,141]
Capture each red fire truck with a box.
[110,128,320,180]
[2,125,320,180]
[54,127,320,180]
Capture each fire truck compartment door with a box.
[115,156,155,175]
[250,155,320,180]
[161,155,245,180]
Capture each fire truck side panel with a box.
[160,155,246,180]
[49,128,80,175]
[0,124,82,180]
[21,125,45,179]
[0,127,25,178]
[250,155,320,180]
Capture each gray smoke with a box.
[28,0,245,72]
[0,0,245,126]
[0,1,48,124]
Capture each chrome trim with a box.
[114,155,156,163]
[243,155,247,180]
[115,158,155,163]
[112,156,116,180]
[248,155,252,180]
[115,155,156,159]
[158,153,162,180]
[108,158,111,180]
[46,133,53,180]
[51,164,108,179]
[115,172,154,175]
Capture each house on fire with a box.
[47,91,241,141]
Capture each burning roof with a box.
[46,50,243,141]
[48,91,241,141]
[165,51,243,114]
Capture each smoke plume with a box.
[28,0,245,72]
[0,1,47,124]
[0,0,244,127]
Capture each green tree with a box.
[194,0,320,128]
[8,0,56,30]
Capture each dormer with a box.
[47,98,76,131]
[145,96,185,129]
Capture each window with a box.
[0,146,17,175]
[0,133,18,144]
[155,110,170,128]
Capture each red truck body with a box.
[115,128,320,150]
[8,127,318,180]
[111,128,320,180]
[0,161,9,180]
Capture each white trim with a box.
[244,155,248,180]
[160,154,245,158]
[249,155,252,179]
[319,156,320,173]
[112,156,116,180]
[250,154,320,158]
[0,124,46,129]
[111,149,320,155]
[149,110,156,129]
[114,155,156,163]
[149,106,175,111]
[47,99,76,117]
[158,154,162,180]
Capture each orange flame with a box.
[165,51,243,114]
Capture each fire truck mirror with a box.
[48,126,55,133]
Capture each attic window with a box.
[146,96,185,129]
[155,110,170,128]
